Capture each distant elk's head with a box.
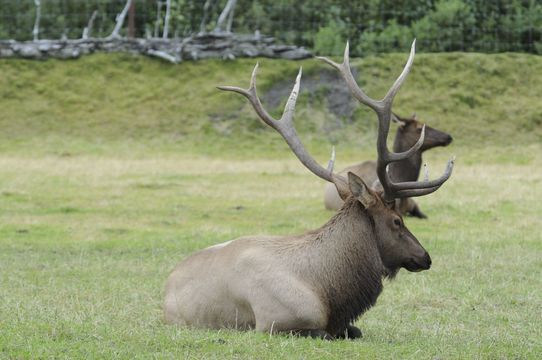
[392,113,453,151]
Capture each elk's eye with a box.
[393,218,401,227]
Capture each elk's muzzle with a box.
[404,252,432,272]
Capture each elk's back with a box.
[324,161,378,210]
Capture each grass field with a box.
[0,53,541,359]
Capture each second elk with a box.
[324,112,453,218]
[164,40,455,340]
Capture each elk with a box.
[164,40,454,339]
[324,113,453,218]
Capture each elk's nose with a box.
[444,135,453,145]
[424,253,432,269]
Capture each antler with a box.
[217,64,348,194]
[318,40,454,203]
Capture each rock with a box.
[0,48,14,57]
[235,43,258,57]
[18,44,41,58]
[59,46,81,59]
[279,48,312,60]
[0,36,312,62]
[222,51,235,60]
[37,41,52,51]
[269,44,297,52]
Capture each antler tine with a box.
[327,146,336,173]
[383,39,416,105]
[218,64,346,187]
[317,42,381,112]
[388,157,454,193]
[217,63,280,133]
[423,163,429,182]
[281,66,302,126]
[384,125,425,162]
[376,40,424,164]
[393,157,454,198]
[394,185,442,198]
[318,40,423,164]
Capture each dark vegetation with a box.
[1,0,541,55]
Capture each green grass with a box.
[0,52,541,157]
[0,53,541,359]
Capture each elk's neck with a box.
[389,133,423,181]
[306,198,385,333]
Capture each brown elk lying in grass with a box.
[324,113,453,218]
[164,40,455,340]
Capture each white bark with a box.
[147,49,178,64]
[108,0,133,39]
[163,0,172,39]
[199,0,217,33]
[214,0,237,33]
[82,10,98,39]
[154,1,163,38]
[33,0,41,41]
[226,4,235,33]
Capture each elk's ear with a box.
[348,172,377,208]
[411,112,418,121]
[391,113,406,127]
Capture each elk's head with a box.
[348,172,431,276]
[392,113,453,151]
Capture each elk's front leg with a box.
[335,324,363,340]
[409,203,427,219]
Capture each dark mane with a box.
[310,198,386,334]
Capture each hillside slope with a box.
[0,52,540,156]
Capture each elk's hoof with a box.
[346,325,362,339]
[337,324,363,340]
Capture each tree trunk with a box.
[108,0,133,39]
[214,0,237,33]
[199,0,217,34]
[33,0,41,41]
[82,10,98,39]
[154,1,162,38]
[128,1,136,38]
[163,0,171,39]
[226,3,235,33]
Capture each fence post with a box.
[128,1,136,38]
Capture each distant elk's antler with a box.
[317,40,454,203]
[217,64,349,196]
